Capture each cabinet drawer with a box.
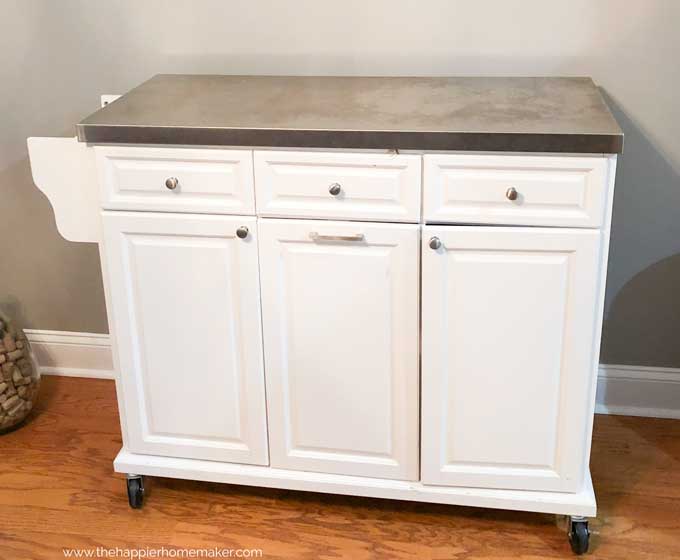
[424,154,608,227]
[96,146,255,214]
[254,150,421,222]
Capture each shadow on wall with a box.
[602,255,680,367]
[600,92,680,368]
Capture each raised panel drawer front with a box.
[102,212,268,464]
[97,146,255,214]
[254,150,421,222]
[258,218,420,480]
[423,154,608,227]
[421,226,601,492]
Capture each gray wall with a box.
[1,0,679,366]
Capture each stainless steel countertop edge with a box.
[75,124,623,154]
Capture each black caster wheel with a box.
[568,518,590,555]
[126,476,145,509]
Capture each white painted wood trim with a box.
[114,449,596,517]
[21,330,680,420]
[24,329,114,379]
[596,364,680,419]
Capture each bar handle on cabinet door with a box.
[429,237,442,250]
[309,231,364,242]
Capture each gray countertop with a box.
[77,75,623,153]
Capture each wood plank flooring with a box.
[1,376,679,559]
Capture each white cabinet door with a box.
[259,219,419,480]
[102,212,268,465]
[421,226,601,492]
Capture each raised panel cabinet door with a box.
[258,218,420,480]
[421,226,601,492]
[102,212,268,465]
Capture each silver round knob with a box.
[506,187,518,201]
[165,177,179,190]
[429,237,442,250]
[236,226,249,239]
[329,183,342,196]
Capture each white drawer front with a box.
[424,154,608,227]
[97,146,255,214]
[254,150,421,222]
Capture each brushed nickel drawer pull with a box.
[165,177,179,190]
[309,232,364,242]
[429,237,442,250]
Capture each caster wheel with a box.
[126,476,145,509]
[568,518,590,555]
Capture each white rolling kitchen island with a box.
[27,75,623,555]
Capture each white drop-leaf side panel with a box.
[27,137,100,243]
[102,212,268,465]
[423,154,608,227]
[254,150,421,222]
[421,226,601,492]
[259,218,419,480]
[97,146,255,215]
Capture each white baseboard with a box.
[22,330,680,419]
[24,329,114,380]
[595,364,680,419]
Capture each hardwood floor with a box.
[1,376,679,559]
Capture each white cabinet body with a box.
[28,139,616,519]
[421,226,601,493]
[258,219,420,480]
[101,212,269,465]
